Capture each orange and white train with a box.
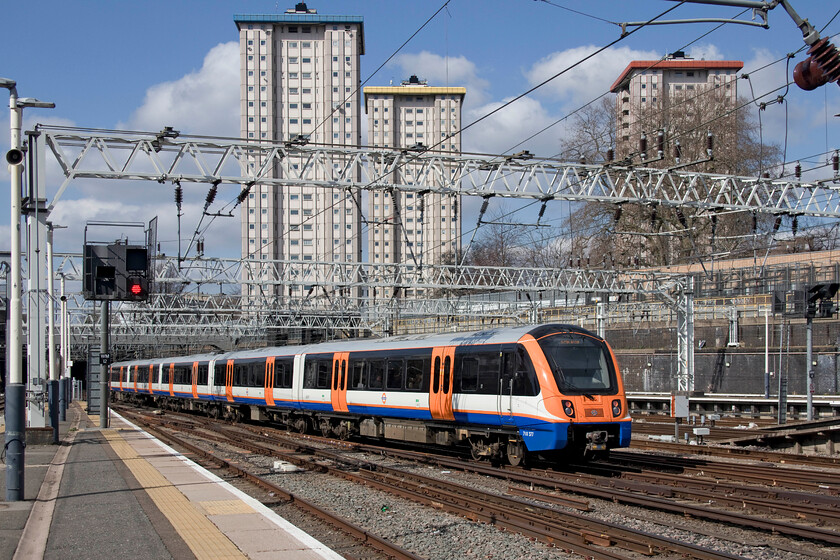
[110,324,631,464]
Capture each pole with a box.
[5,83,25,501]
[806,315,814,421]
[59,275,67,421]
[99,300,109,429]
[47,224,59,442]
[764,308,770,399]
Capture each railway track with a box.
[117,405,840,559]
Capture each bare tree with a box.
[557,93,784,268]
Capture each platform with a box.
[0,403,342,560]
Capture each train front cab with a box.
[518,325,631,457]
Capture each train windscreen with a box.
[536,333,615,395]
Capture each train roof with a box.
[112,324,597,366]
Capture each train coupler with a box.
[584,430,608,451]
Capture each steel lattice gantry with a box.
[39,126,840,217]
[36,125,840,391]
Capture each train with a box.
[109,323,631,464]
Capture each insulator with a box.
[792,215,798,235]
[579,155,586,165]
[606,148,614,162]
[834,152,840,175]
[614,206,622,223]
[795,162,802,180]
[237,183,253,203]
[762,172,770,179]
[793,38,840,91]
[174,184,183,207]
[479,198,490,214]
[537,202,548,221]
[650,206,657,227]
[205,184,218,206]
[706,131,714,157]
[711,214,717,243]
[752,213,757,233]
[453,197,458,219]
[639,133,648,160]
[773,216,782,232]
[674,140,682,162]
[676,209,687,228]
[656,129,665,158]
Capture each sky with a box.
[2,0,839,262]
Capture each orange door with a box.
[133,366,138,392]
[429,347,456,420]
[225,360,234,402]
[330,352,349,412]
[148,365,154,394]
[191,361,199,398]
[265,357,276,406]
[168,363,175,395]
[119,366,124,391]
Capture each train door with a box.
[147,365,154,394]
[225,360,234,402]
[330,352,349,412]
[265,357,276,407]
[168,363,175,396]
[498,351,516,426]
[132,366,138,393]
[119,366,124,391]
[429,347,456,421]
[191,361,199,398]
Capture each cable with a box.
[534,0,620,26]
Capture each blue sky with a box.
[2,0,839,259]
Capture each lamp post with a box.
[2,77,54,501]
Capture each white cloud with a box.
[687,44,725,61]
[524,45,659,106]
[391,51,491,107]
[464,96,557,156]
[122,41,239,137]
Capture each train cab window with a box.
[405,358,426,391]
[350,360,365,388]
[368,359,385,389]
[537,334,614,394]
[504,348,539,396]
[386,359,404,390]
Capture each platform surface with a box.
[0,403,342,560]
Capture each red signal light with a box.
[130,283,142,295]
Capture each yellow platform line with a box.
[104,430,246,560]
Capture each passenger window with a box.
[432,357,441,394]
[386,359,403,390]
[340,360,346,390]
[406,358,425,391]
[350,360,365,388]
[317,360,331,389]
[368,360,385,389]
[459,357,478,392]
[333,361,339,390]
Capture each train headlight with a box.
[562,399,575,418]
[612,399,622,417]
